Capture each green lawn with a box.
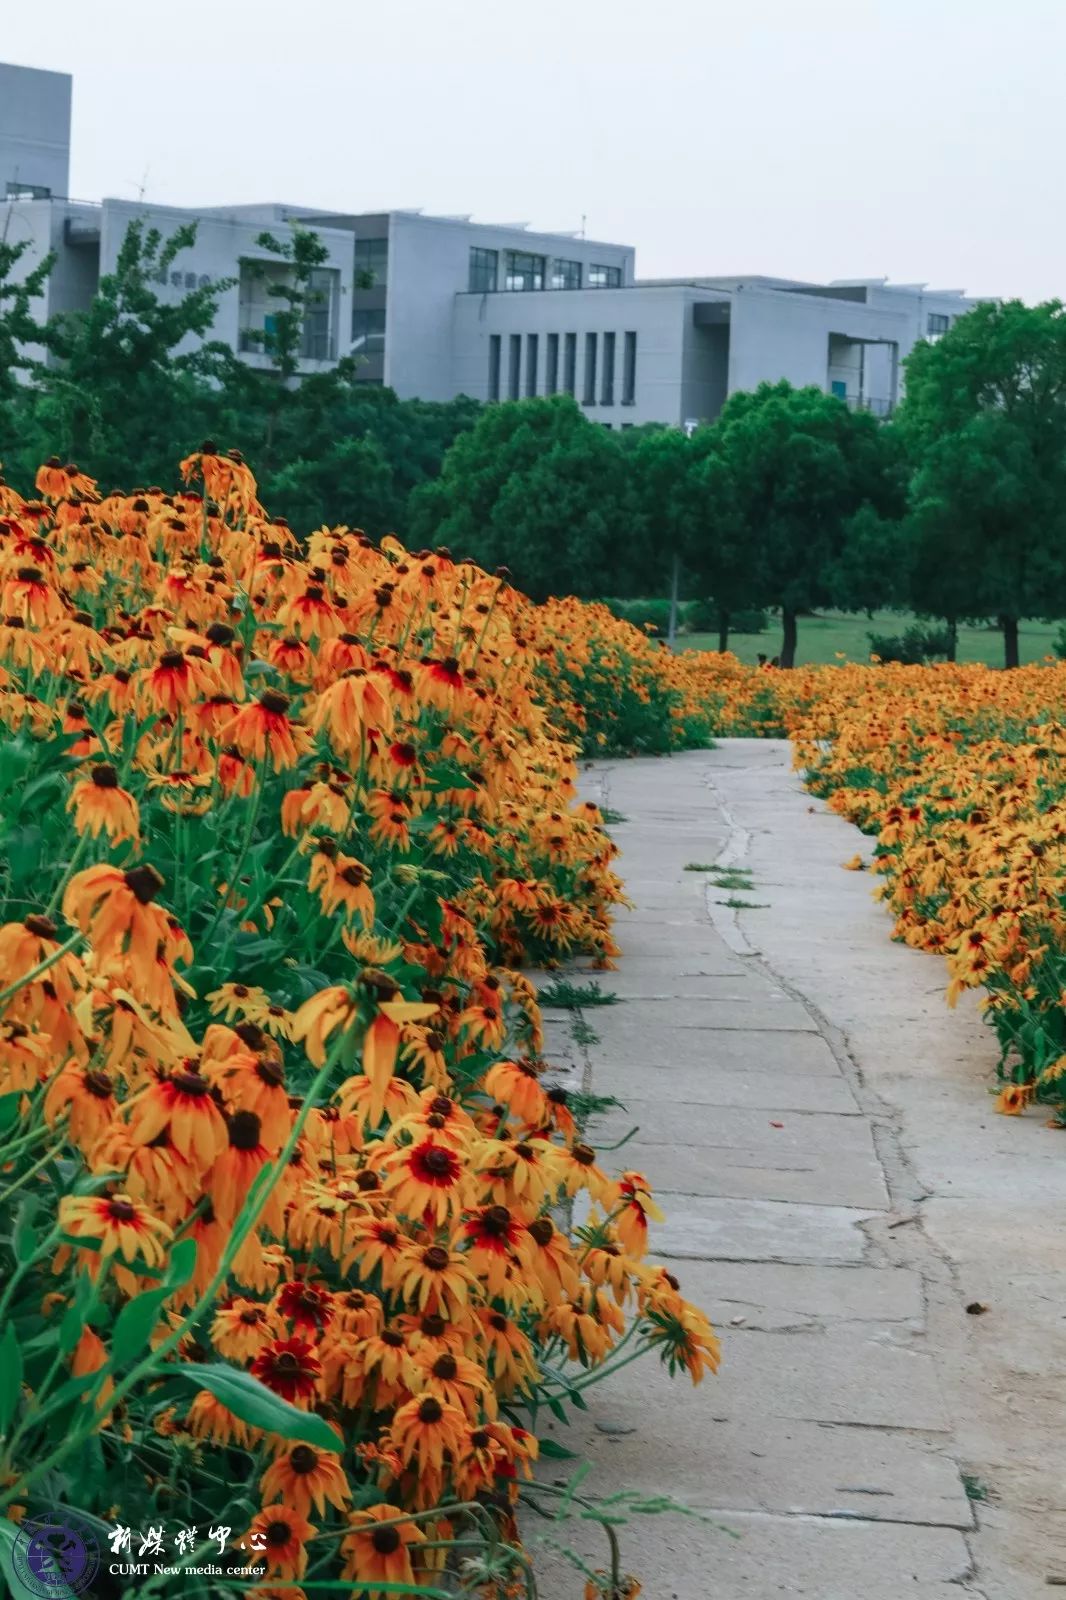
[680,611,1063,668]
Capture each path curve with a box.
[533,741,1066,1600]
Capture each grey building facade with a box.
[1,60,983,428]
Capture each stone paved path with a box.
[532,741,1066,1600]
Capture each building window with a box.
[563,332,577,396]
[830,379,848,400]
[354,237,388,288]
[525,334,539,397]
[601,331,616,405]
[351,307,386,353]
[504,250,545,292]
[469,247,498,293]
[301,269,336,361]
[551,258,582,290]
[508,334,521,399]
[589,263,622,289]
[927,312,950,336]
[488,335,501,400]
[545,333,560,394]
[583,333,598,405]
[5,181,51,199]
[622,331,637,404]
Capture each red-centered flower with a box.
[251,1336,322,1404]
[276,1279,335,1335]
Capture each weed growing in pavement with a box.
[540,978,620,1009]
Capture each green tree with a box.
[15,220,234,488]
[713,381,904,666]
[896,300,1066,667]
[0,235,55,487]
[409,396,635,600]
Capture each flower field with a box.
[0,452,719,1599]
[710,657,1066,1120]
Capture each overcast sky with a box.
[6,0,1062,302]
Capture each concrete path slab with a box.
[528,745,1066,1599]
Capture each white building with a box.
[1,61,983,426]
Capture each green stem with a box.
[43,832,91,919]
[0,1139,67,1206]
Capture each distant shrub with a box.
[867,623,954,664]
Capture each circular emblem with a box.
[12,1512,100,1598]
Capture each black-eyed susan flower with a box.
[60,1191,172,1268]
[340,1504,424,1596]
[250,1336,322,1406]
[128,1064,228,1172]
[242,1505,316,1580]
[261,1444,350,1518]
[67,764,140,845]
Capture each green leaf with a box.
[0,1092,23,1137]
[58,1273,95,1355]
[0,1518,76,1600]
[538,1437,578,1460]
[0,1321,24,1433]
[13,1195,41,1264]
[110,1286,171,1367]
[424,760,479,793]
[173,1363,340,1450]
[164,1237,198,1289]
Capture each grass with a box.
[721,896,769,909]
[678,609,1062,668]
[709,870,754,891]
[600,808,628,825]
[683,860,719,872]
[538,978,620,1009]
[571,1017,600,1048]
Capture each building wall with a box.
[450,284,701,427]
[96,199,355,372]
[0,64,71,198]
[386,214,634,402]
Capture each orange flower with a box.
[261,1444,350,1518]
[67,764,140,844]
[340,1504,424,1596]
[242,1505,316,1580]
[387,1394,469,1477]
[128,1065,229,1171]
[62,863,174,986]
[60,1192,172,1267]
[222,690,312,772]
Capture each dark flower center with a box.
[418,1397,443,1424]
[265,1519,292,1547]
[24,914,57,939]
[124,863,165,904]
[259,689,291,716]
[172,1070,211,1097]
[107,1198,137,1221]
[290,1445,318,1474]
[423,1246,450,1271]
[432,1354,458,1381]
[382,1329,405,1349]
[421,1313,446,1336]
[91,764,119,789]
[481,1206,512,1237]
[422,1148,454,1177]
[529,1218,554,1247]
[85,1069,114,1099]
[228,1110,262,1150]
[372,1526,401,1555]
[159,651,185,670]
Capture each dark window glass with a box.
[551,258,582,290]
[508,333,521,399]
[927,312,950,335]
[351,306,386,351]
[469,247,498,293]
[601,331,616,405]
[301,269,336,360]
[622,331,637,404]
[583,333,598,404]
[526,333,539,397]
[563,332,577,396]
[546,333,560,394]
[504,250,545,291]
[488,334,501,400]
[354,237,388,288]
[589,263,622,289]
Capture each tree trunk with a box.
[779,607,798,669]
[945,619,958,662]
[717,606,730,654]
[666,555,680,648]
[1001,614,1020,670]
